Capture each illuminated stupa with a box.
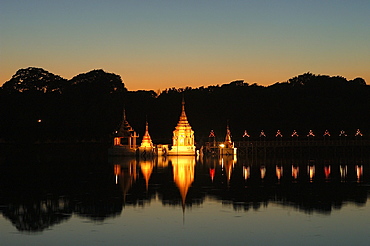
[219,124,237,156]
[138,121,155,156]
[167,99,196,156]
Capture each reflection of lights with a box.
[114,165,121,184]
[209,168,215,182]
[356,165,363,182]
[171,157,195,207]
[324,165,331,180]
[141,161,153,191]
[340,165,347,181]
[276,165,283,180]
[308,165,315,182]
[292,165,299,179]
[260,166,266,179]
[243,166,250,180]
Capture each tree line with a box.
[0,67,369,144]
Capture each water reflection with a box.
[340,165,348,181]
[308,165,315,182]
[140,159,154,191]
[0,155,369,233]
[0,161,123,232]
[356,165,363,182]
[276,165,283,180]
[292,165,299,180]
[169,156,195,209]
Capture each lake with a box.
[0,153,369,246]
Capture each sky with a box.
[1,0,369,91]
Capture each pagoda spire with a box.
[168,97,196,155]
[140,120,153,148]
[179,96,188,122]
[225,124,232,147]
[123,108,127,122]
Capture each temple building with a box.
[138,121,155,156]
[167,99,196,156]
[108,110,139,156]
[219,125,237,156]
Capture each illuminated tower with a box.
[219,124,237,156]
[138,121,155,156]
[168,98,196,156]
[224,125,233,148]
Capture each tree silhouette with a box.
[0,69,369,143]
[2,67,68,94]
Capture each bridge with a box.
[204,138,370,159]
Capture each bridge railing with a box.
[234,139,370,148]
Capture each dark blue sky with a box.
[1,0,369,90]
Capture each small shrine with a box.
[167,99,196,156]
[219,125,237,156]
[109,110,139,156]
[138,121,155,156]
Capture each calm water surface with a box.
[0,154,369,246]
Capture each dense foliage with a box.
[1,68,369,143]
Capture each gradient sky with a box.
[1,0,369,91]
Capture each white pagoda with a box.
[167,99,196,156]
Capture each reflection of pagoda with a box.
[221,156,235,186]
[109,110,139,156]
[138,121,155,157]
[170,156,195,210]
[112,157,137,203]
[167,99,196,156]
[140,160,154,191]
